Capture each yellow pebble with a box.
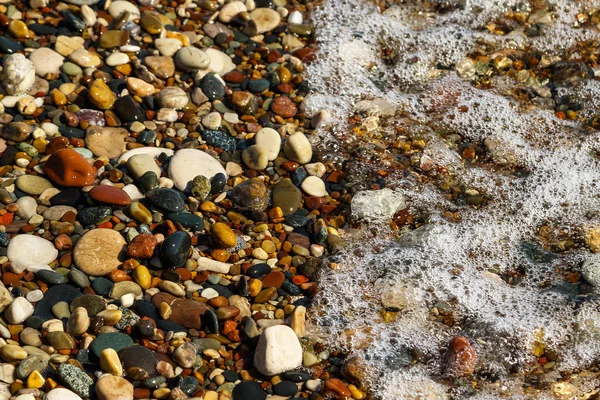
[204,390,219,400]
[100,348,123,376]
[27,370,45,389]
[348,384,366,399]
[133,265,152,290]
[153,388,171,399]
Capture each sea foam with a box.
[306,0,600,398]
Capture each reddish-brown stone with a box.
[43,149,95,187]
[46,136,70,154]
[444,336,478,377]
[89,185,131,206]
[223,70,244,83]
[127,234,157,259]
[271,96,297,118]
[325,378,352,399]
[151,292,211,330]
[261,271,284,288]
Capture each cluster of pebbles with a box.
[0,0,369,399]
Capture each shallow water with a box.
[305,0,600,398]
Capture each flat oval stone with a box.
[168,149,227,192]
[90,332,134,358]
[146,188,184,212]
[271,179,301,216]
[70,295,105,317]
[119,346,157,378]
[43,149,95,187]
[160,231,191,268]
[16,175,53,195]
[73,229,126,276]
[167,213,205,231]
[89,185,131,206]
[175,46,210,71]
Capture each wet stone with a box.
[198,73,225,101]
[70,295,105,317]
[57,363,93,398]
[114,96,146,123]
[232,381,266,400]
[231,179,268,211]
[168,212,205,231]
[147,188,185,212]
[202,130,236,152]
[91,277,113,296]
[119,346,157,378]
[160,231,191,268]
[272,179,302,216]
[77,206,112,226]
[90,332,134,358]
[34,284,81,321]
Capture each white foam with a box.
[307,0,600,398]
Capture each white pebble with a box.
[301,176,328,197]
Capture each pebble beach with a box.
[5,0,600,399]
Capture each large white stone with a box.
[253,325,302,376]
[7,235,58,271]
[168,149,227,192]
[5,297,34,325]
[28,48,64,77]
[204,48,236,76]
[15,196,37,220]
[195,257,231,274]
[46,388,82,400]
[283,132,312,164]
[118,147,174,163]
[255,128,281,161]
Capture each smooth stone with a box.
[283,132,312,164]
[42,205,76,221]
[46,388,82,400]
[273,381,298,396]
[99,31,129,49]
[47,331,75,350]
[16,197,37,220]
[202,130,236,152]
[205,48,236,76]
[219,1,246,23]
[109,281,142,300]
[113,96,146,123]
[73,229,126,276]
[168,149,227,192]
[247,263,271,278]
[38,270,66,285]
[154,38,181,57]
[16,355,46,380]
[160,231,191,268]
[146,188,184,212]
[33,284,81,321]
[140,14,163,35]
[84,127,128,159]
[250,8,281,32]
[127,153,160,180]
[172,342,197,368]
[2,122,31,142]
[69,49,101,68]
[198,73,225,101]
[231,179,268,211]
[44,149,95,187]
[0,54,35,95]
[28,48,64,77]
[242,145,268,170]
[89,185,131,206]
[144,55,175,79]
[253,325,302,376]
[158,86,188,110]
[57,364,93,398]
[15,175,53,195]
[127,77,156,97]
[96,375,133,400]
[202,112,222,130]
[67,307,89,336]
[175,46,210,70]
[5,297,34,324]
[119,346,157,378]
[301,176,328,196]
[70,295,105,317]
[211,222,237,248]
[77,206,112,226]
[232,381,266,400]
[90,332,134,358]
[108,0,140,21]
[118,147,174,163]
[151,292,210,330]
[255,127,281,160]
[167,212,205,231]
[55,35,84,56]
[305,162,326,177]
[89,79,116,109]
[7,235,57,272]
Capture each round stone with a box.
[168,149,227,192]
[242,145,269,170]
[271,96,297,118]
[232,381,266,400]
[301,176,328,197]
[158,86,189,110]
[175,46,210,71]
[89,185,131,206]
[283,132,312,164]
[211,222,237,248]
[16,175,53,195]
[160,231,191,268]
[73,229,126,276]
[231,179,268,211]
[250,8,281,33]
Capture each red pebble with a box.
[444,336,478,377]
